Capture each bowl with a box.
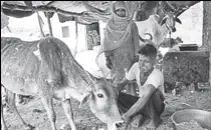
[171,109,211,130]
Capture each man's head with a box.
[137,44,157,72]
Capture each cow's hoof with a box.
[24,124,35,130]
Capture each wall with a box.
[171,2,203,46]
[50,13,87,54]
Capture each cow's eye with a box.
[97,94,104,98]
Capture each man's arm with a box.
[116,77,130,92]
[123,84,157,120]
[116,63,137,92]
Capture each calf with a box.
[1,37,124,130]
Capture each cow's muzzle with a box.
[172,28,176,32]
[114,120,125,129]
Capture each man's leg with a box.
[144,90,165,128]
[118,92,139,114]
[117,90,165,128]
[117,92,145,127]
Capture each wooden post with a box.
[36,12,45,37]
[74,19,78,57]
[202,1,211,84]
[6,26,11,33]
[47,15,53,36]
[86,22,101,50]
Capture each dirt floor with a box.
[2,84,211,130]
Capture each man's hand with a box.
[122,113,132,125]
[115,78,129,92]
[113,85,120,97]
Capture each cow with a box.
[135,1,182,48]
[1,37,35,107]
[136,13,181,48]
[1,37,124,130]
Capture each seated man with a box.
[116,43,165,129]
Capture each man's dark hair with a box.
[138,44,157,58]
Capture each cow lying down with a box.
[1,37,124,130]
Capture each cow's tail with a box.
[38,37,63,85]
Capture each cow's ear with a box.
[161,18,167,26]
[79,92,93,108]
[175,17,182,24]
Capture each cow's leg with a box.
[1,85,8,130]
[41,96,57,130]
[61,99,77,130]
[5,90,34,130]
[1,97,8,130]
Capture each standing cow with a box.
[1,37,124,130]
[1,37,34,108]
[135,1,182,48]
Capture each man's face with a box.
[138,54,155,72]
[115,9,126,17]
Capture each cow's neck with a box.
[161,23,170,38]
[69,58,96,89]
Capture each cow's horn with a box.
[139,35,146,42]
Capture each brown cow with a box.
[1,37,124,130]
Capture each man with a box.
[116,43,165,129]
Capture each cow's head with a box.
[160,11,182,33]
[80,77,124,130]
[158,1,182,33]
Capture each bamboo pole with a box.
[74,19,78,57]
[36,12,45,37]
[47,14,53,36]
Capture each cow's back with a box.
[1,37,94,94]
[37,37,95,92]
[1,37,41,94]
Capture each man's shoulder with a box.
[127,62,139,75]
[151,68,163,77]
[130,62,139,70]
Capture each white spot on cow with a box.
[33,42,41,60]
[33,49,41,60]
[144,33,153,40]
